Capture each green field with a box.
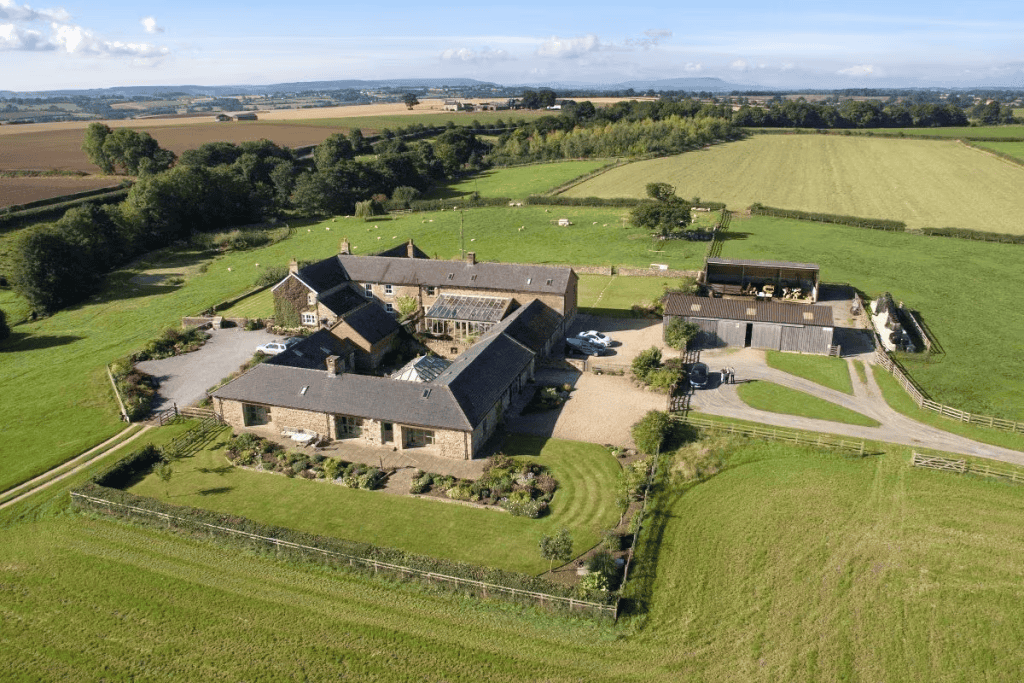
[127,433,622,574]
[719,215,1024,421]
[750,126,1024,139]
[766,350,854,394]
[429,160,614,199]
[5,435,1024,680]
[736,380,880,427]
[970,140,1024,163]
[577,275,690,317]
[563,135,1024,233]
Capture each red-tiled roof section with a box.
[663,294,834,327]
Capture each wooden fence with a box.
[161,415,224,460]
[911,452,1024,484]
[874,346,1024,435]
[70,491,618,621]
[619,444,665,591]
[675,415,866,455]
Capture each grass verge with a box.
[766,350,854,394]
[735,381,880,427]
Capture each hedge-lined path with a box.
[691,348,1024,466]
[0,425,152,511]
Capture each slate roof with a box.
[214,364,473,431]
[288,258,347,293]
[664,294,834,327]
[334,255,573,296]
[318,287,365,317]
[480,299,563,354]
[266,330,352,370]
[371,241,430,259]
[338,302,400,345]
[431,332,534,425]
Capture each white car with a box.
[577,330,613,347]
[256,338,301,355]
[565,336,602,356]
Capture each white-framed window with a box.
[405,427,435,447]
[425,286,436,296]
[384,284,394,295]
[364,283,373,297]
[301,312,317,326]
[385,303,395,315]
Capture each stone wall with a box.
[267,405,332,437]
[274,276,313,328]
[433,428,470,460]
[616,267,701,278]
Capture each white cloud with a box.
[730,59,748,71]
[0,0,70,23]
[624,29,672,50]
[537,34,603,58]
[439,46,510,63]
[0,22,52,49]
[838,64,874,76]
[141,16,162,34]
[644,29,672,38]
[683,62,702,72]
[53,23,168,58]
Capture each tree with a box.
[631,346,662,383]
[155,460,174,497]
[314,133,355,172]
[664,317,700,350]
[645,182,676,202]
[395,295,419,320]
[539,527,574,572]
[631,200,692,236]
[82,122,115,173]
[403,93,420,110]
[11,225,95,313]
[0,307,9,342]
[631,410,672,455]
[100,129,175,175]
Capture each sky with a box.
[1,0,1023,92]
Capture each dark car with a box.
[689,362,709,389]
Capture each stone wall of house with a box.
[433,428,470,460]
[274,276,314,327]
[437,286,569,319]
[216,398,246,427]
[268,406,332,437]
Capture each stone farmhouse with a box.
[211,245,578,459]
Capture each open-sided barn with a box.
[664,293,835,354]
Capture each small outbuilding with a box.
[664,293,835,354]
[700,258,820,302]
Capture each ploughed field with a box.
[563,134,1024,234]
[0,175,121,208]
[0,122,345,172]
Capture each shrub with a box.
[623,456,653,500]
[631,410,672,455]
[446,484,473,501]
[646,366,681,393]
[586,548,618,580]
[631,346,662,383]
[664,317,700,350]
[410,471,433,494]
[291,461,309,475]
[501,491,548,518]
[578,571,609,592]
[322,458,341,480]
[0,308,9,342]
[254,264,289,287]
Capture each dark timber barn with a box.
[664,294,835,354]
[700,258,820,302]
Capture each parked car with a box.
[689,362,709,389]
[577,330,613,347]
[256,338,301,355]
[565,336,602,356]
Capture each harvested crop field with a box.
[0,175,120,208]
[0,123,346,172]
[563,135,1024,233]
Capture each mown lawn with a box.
[766,349,854,394]
[578,275,692,317]
[736,380,880,427]
[563,134,1024,233]
[127,432,622,574]
[4,434,1024,680]
[428,160,614,199]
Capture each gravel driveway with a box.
[136,327,285,411]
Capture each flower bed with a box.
[130,326,210,362]
[224,432,385,489]
[410,453,559,518]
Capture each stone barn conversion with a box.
[664,294,835,354]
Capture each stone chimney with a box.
[340,238,351,255]
[466,251,476,265]
[288,258,299,275]
[325,355,342,377]
[406,239,415,258]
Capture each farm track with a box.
[691,348,1024,465]
[0,424,151,510]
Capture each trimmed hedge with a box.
[526,195,727,211]
[920,226,1024,244]
[407,196,510,211]
[749,203,906,231]
[0,187,131,230]
[73,481,614,606]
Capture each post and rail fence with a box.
[675,414,867,455]
[70,490,618,621]
[911,452,1024,484]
